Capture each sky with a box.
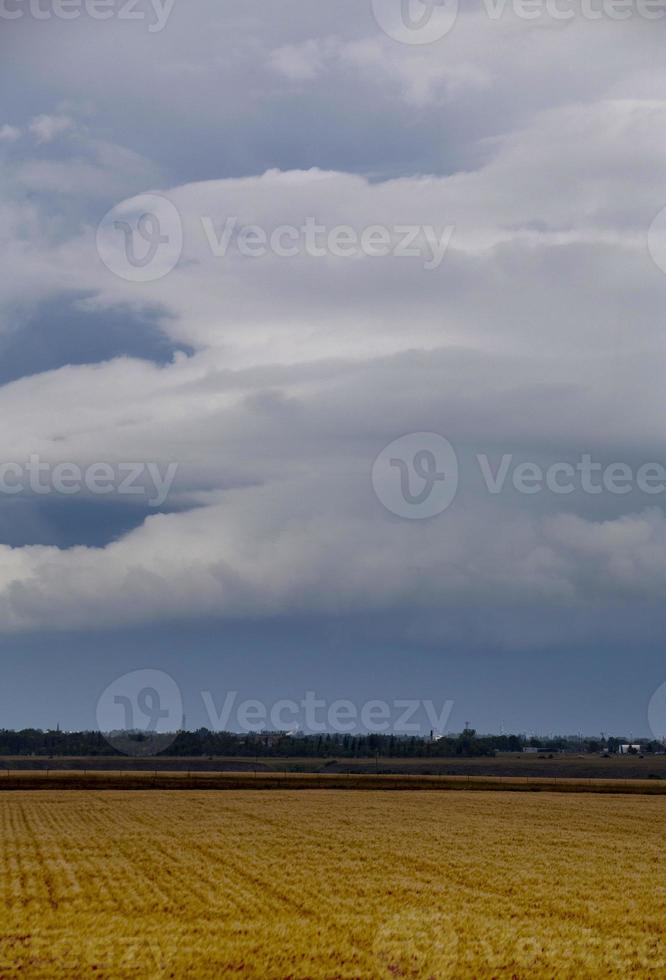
[1,0,666,738]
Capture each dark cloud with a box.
[0,496,190,548]
[0,293,192,385]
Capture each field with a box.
[1,791,665,978]
[4,752,666,781]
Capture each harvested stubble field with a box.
[0,791,664,979]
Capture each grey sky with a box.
[1,1,665,734]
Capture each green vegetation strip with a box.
[1,771,665,793]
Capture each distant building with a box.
[618,744,642,755]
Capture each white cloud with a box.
[15,139,160,199]
[270,39,333,80]
[0,125,21,143]
[0,466,665,633]
[28,114,76,144]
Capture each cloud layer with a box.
[1,2,665,646]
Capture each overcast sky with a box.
[1,0,666,736]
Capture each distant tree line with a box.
[0,728,663,758]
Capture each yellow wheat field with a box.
[0,791,664,978]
